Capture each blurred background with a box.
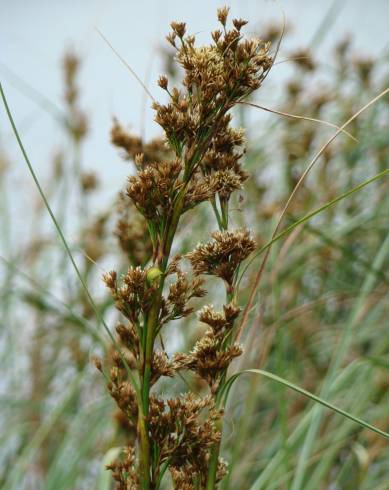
[1,1,389,489]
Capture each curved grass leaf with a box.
[97,447,122,490]
[221,368,389,449]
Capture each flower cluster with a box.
[149,393,225,487]
[126,159,182,224]
[166,270,206,321]
[173,302,242,392]
[187,229,256,286]
[152,7,272,222]
[106,446,139,489]
[103,267,152,322]
[157,9,271,147]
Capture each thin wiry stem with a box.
[239,101,357,142]
[223,369,389,440]
[96,28,155,102]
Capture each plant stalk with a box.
[138,189,187,489]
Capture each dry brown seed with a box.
[171,21,186,38]
[157,75,168,90]
[217,6,230,26]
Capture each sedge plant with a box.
[97,7,274,489]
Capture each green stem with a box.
[206,287,234,489]
[138,189,187,489]
[206,418,223,490]
[210,197,223,230]
[155,458,172,489]
[138,277,164,490]
[220,199,229,230]
[138,405,151,490]
[142,284,164,411]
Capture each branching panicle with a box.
[99,8,271,489]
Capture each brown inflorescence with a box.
[98,7,271,489]
[187,229,256,285]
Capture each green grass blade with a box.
[2,375,82,489]
[219,367,389,490]
[223,369,389,445]
[97,447,122,490]
[290,231,389,490]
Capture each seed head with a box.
[217,6,230,26]
[233,18,248,31]
[170,21,186,38]
[102,270,117,291]
[187,229,256,285]
[157,75,169,90]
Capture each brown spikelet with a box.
[98,8,272,489]
[187,229,256,284]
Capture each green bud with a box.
[146,267,163,286]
